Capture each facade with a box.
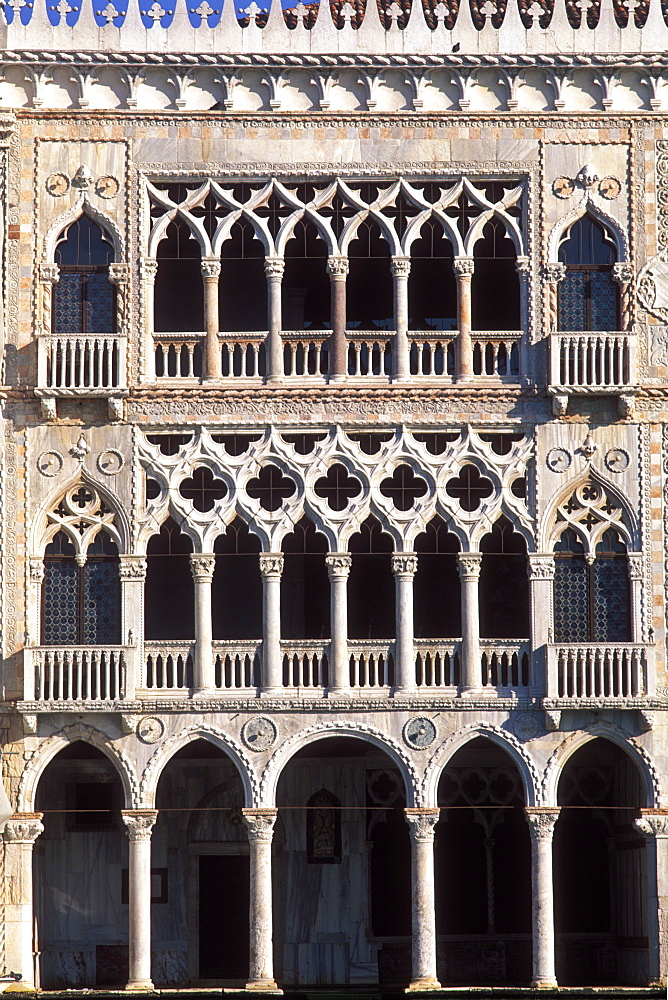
[0,0,667,992]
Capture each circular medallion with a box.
[598,176,621,200]
[97,449,124,475]
[95,174,120,199]
[605,447,630,473]
[137,716,165,744]
[37,450,63,477]
[511,711,542,742]
[552,176,575,199]
[403,716,437,750]
[546,447,572,473]
[45,172,70,197]
[242,716,277,752]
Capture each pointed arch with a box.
[540,466,639,554]
[546,197,629,264]
[43,194,124,263]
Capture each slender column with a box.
[327,256,349,381]
[325,553,351,695]
[391,256,411,382]
[122,810,159,991]
[453,257,475,381]
[38,263,59,339]
[242,809,280,991]
[201,258,222,380]
[140,258,158,382]
[3,814,44,990]
[484,836,496,933]
[626,553,643,644]
[405,808,441,991]
[189,554,216,694]
[259,554,284,694]
[516,255,531,377]
[391,554,418,695]
[528,554,555,698]
[457,553,482,694]
[544,263,565,335]
[118,556,147,699]
[109,261,130,336]
[264,257,285,381]
[635,809,668,986]
[612,261,634,331]
[525,807,560,988]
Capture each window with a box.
[54,215,116,334]
[557,215,619,331]
[553,527,631,642]
[42,530,120,645]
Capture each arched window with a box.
[42,530,120,645]
[557,215,619,331]
[145,518,194,640]
[154,218,203,333]
[306,788,342,864]
[471,219,520,331]
[553,526,631,642]
[219,219,267,333]
[53,215,116,334]
[479,516,529,638]
[346,219,393,331]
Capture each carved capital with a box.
[259,553,284,577]
[29,557,45,583]
[544,262,566,285]
[525,807,560,840]
[453,256,475,278]
[242,807,278,843]
[326,256,349,279]
[528,554,556,581]
[189,553,216,581]
[325,552,352,578]
[515,255,531,277]
[457,552,482,579]
[405,807,440,842]
[612,261,634,286]
[635,810,668,839]
[201,258,221,280]
[39,263,60,285]
[122,809,159,842]
[626,553,643,582]
[141,258,159,281]
[264,257,285,279]
[108,262,130,285]
[390,256,412,278]
[4,813,44,844]
[118,556,148,581]
[391,554,418,577]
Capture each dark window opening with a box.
[348,516,395,640]
[42,530,120,645]
[346,219,393,330]
[471,219,520,331]
[282,219,330,330]
[478,431,524,455]
[146,477,161,502]
[178,466,227,512]
[213,520,262,640]
[281,517,330,641]
[219,220,267,332]
[211,433,262,455]
[413,431,460,455]
[145,518,194,640]
[479,516,530,638]
[348,431,394,454]
[306,788,342,863]
[73,781,116,829]
[314,463,362,511]
[558,215,619,331]
[246,464,296,511]
[408,220,457,331]
[281,432,327,454]
[146,433,193,455]
[54,215,116,334]
[553,527,631,642]
[154,218,203,332]
[446,464,493,511]
[414,517,461,639]
[379,464,428,511]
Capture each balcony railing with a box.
[36,333,127,393]
[481,640,531,693]
[546,643,650,700]
[549,331,635,392]
[27,646,134,702]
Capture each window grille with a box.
[557,216,619,332]
[553,527,631,642]
[42,530,121,645]
[53,216,116,334]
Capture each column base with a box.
[125,980,155,991]
[405,977,441,992]
[245,979,282,992]
[327,686,352,697]
[328,374,346,383]
[530,978,558,988]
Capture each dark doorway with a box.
[198,855,250,980]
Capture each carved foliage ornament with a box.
[122,810,159,841]
[405,807,440,841]
[637,254,668,323]
[634,812,668,838]
[525,807,560,839]
[242,808,278,842]
[3,815,44,843]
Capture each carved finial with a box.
[69,434,90,463]
[579,433,597,461]
[576,163,599,189]
[71,164,93,189]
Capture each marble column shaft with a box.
[527,555,555,698]
[391,256,411,382]
[118,555,147,699]
[3,813,44,991]
[457,553,482,693]
[190,554,216,693]
[201,258,222,379]
[454,257,475,381]
[635,809,668,985]
[242,809,280,991]
[141,258,158,382]
[525,807,560,988]
[405,808,441,991]
[327,257,348,381]
[264,257,285,381]
[122,810,159,991]
[260,554,284,693]
[392,554,418,694]
[325,553,351,694]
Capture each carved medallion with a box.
[511,711,542,741]
[97,449,124,475]
[45,172,70,197]
[137,716,165,744]
[546,447,571,473]
[37,450,63,476]
[403,716,437,750]
[96,175,120,199]
[638,255,668,322]
[598,176,621,199]
[552,176,575,199]
[242,716,277,752]
[605,448,629,473]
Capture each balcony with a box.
[25,645,136,704]
[35,332,128,419]
[548,331,637,416]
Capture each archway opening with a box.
[282,219,330,331]
[153,739,248,986]
[435,736,531,985]
[154,218,203,333]
[408,220,457,332]
[346,219,393,331]
[145,518,194,641]
[219,219,267,333]
[275,735,410,986]
[471,220,520,331]
[479,516,530,639]
[35,742,127,989]
[554,737,648,985]
[347,516,395,641]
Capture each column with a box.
[260,554,283,694]
[544,263,565,335]
[525,807,560,988]
[118,555,147,700]
[453,257,475,381]
[405,808,441,991]
[3,813,44,990]
[121,810,159,991]
[190,554,216,694]
[264,257,285,381]
[391,256,411,382]
[612,261,634,331]
[457,553,482,694]
[325,553,351,695]
[201,258,222,380]
[140,258,158,382]
[528,554,555,698]
[635,809,668,985]
[516,255,531,378]
[327,256,348,381]
[391,554,418,695]
[242,808,280,991]
[627,553,643,644]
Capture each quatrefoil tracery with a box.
[44,481,122,562]
[551,478,631,555]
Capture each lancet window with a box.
[557,215,619,331]
[42,529,120,645]
[154,217,203,333]
[53,215,116,334]
[553,527,631,643]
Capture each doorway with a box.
[198,854,250,980]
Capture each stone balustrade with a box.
[546,642,651,700]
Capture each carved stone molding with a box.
[405,807,440,842]
[390,256,412,278]
[391,554,418,576]
[118,556,147,581]
[3,813,44,843]
[325,553,353,577]
[527,555,556,581]
[634,810,668,839]
[242,807,278,843]
[544,263,566,284]
[525,806,560,840]
[189,553,216,580]
[258,553,284,577]
[108,262,130,285]
[121,809,159,842]
[457,553,482,579]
